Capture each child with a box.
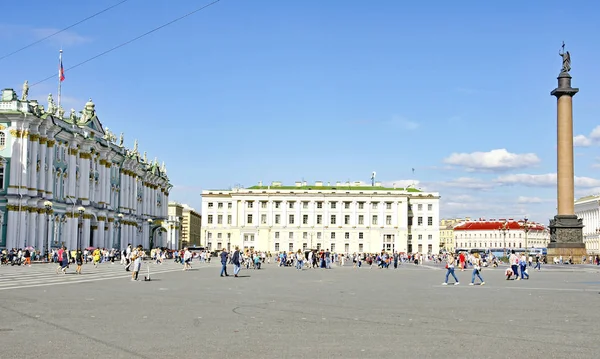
[505,267,514,280]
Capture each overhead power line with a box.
[0,0,130,61]
[31,0,221,87]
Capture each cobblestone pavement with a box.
[0,260,598,358]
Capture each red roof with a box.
[454,220,545,231]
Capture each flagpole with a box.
[57,49,63,112]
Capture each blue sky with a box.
[2,0,600,223]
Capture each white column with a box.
[7,132,21,192]
[37,210,46,251]
[67,146,77,198]
[45,141,55,198]
[6,209,18,249]
[28,134,39,196]
[38,138,47,196]
[97,219,105,248]
[19,132,29,191]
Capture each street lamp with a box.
[148,218,154,249]
[498,220,510,258]
[117,213,124,249]
[77,206,85,251]
[44,201,53,261]
[523,217,533,256]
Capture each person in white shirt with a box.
[183,248,192,271]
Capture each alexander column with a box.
[547,43,586,263]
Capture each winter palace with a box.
[201,181,440,254]
[0,84,176,252]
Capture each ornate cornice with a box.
[39,137,47,144]
[46,140,56,148]
[29,134,39,141]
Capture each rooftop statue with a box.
[559,41,571,73]
[133,139,138,154]
[57,106,65,119]
[47,93,55,114]
[21,80,29,101]
[119,133,124,147]
[81,98,96,122]
[143,151,148,163]
[69,108,77,122]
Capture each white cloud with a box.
[517,196,543,204]
[495,173,600,188]
[443,149,540,172]
[433,177,495,190]
[574,135,592,147]
[574,125,600,147]
[386,116,419,130]
[381,180,419,189]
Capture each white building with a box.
[0,87,172,252]
[575,195,600,254]
[453,219,549,253]
[201,181,440,254]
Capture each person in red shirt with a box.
[459,252,466,271]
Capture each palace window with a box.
[330,243,335,252]
[428,204,433,211]
[372,215,378,225]
[289,232,294,239]
[247,214,253,224]
[0,159,5,189]
[330,202,337,209]
[288,202,294,209]
[386,215,392,225]
[372,202,378,209]
[289,214,294,225]
[227,215,232,224]
[275,202,281,209]
[428,234,433,240]
[228,203,232,209]
[417,217,423,226]
[316,202,323,209]
[418,234,423,240]
[217,215,223,224]
[427,217,433,226]
[344,215,350,225]
[345,232,350,239]
[0,132,5,148]
[331,232,335,239]
[275,214,281,224]
[207,215,213,224]
[303,215,308,224]
[358,244,363,252]
[302,202,309,209]
[317,232,322,239]
[359,232,364,239]
[303,232,308,239]
[261,214,267,224]
[358,215,364,225]
[344,202,351,209]
[330,215,336,225]
[208,202,213,208]
[289,243,293,251]
[386,202,392,210]
[247,201,253,209]
[275,243,280,251]
[261,201,267,209]
[275,232,280,239]
[317,215,322,224]
[217,202,223,208]
[418,204,422,211]
[358,202,364,209]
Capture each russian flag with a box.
[59,58,65,82]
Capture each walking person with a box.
[92,247,101,268]
[442,253,459,285]
[469,253,485,286]
[75,249,83,274]
[534,255,541,271]
[519,254,529,280]
[231,246,241,277]
[219,249,229,277]
[509,250,520,280]
[130,245,143,281]
[56,246,69,274]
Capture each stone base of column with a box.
[548,215,585,264]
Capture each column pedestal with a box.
[547,215,586,263]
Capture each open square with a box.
[1,261,599,358]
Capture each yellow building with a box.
[439,217,470,252]
[181,204,202,247]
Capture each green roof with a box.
[246,185,421,192]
